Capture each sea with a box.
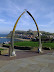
[0,34,20,44]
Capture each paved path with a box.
[0,52,54,72]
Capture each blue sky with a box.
[0,0,54,34]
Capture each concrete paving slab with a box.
[0,53,54,72]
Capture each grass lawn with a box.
[4,41,54,49]
[0,48,8,55]
[42,42,54,49]
[0,48,4,50]
[14,41,39,47]
[14,41,54,49]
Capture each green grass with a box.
[42,42,54,49]
[14,41,54,49]
[0,48,4,51]
[14,41,39,47]
[4,41,54,49]
[0,48,8,54]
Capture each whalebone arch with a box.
[13,10,39,37]
[10,10,42,56]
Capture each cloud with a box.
[0,19,5,22]
[0,18,13,25]
[0,0,54,33]
[0,19,7,24]
[39,25,48,27]
[45,12,54,20]
[0,0,23,18]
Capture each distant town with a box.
[7,29,54,42]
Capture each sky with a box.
[0,0,54,34]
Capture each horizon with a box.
[0,30,54,34]
[0,0,54,33]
